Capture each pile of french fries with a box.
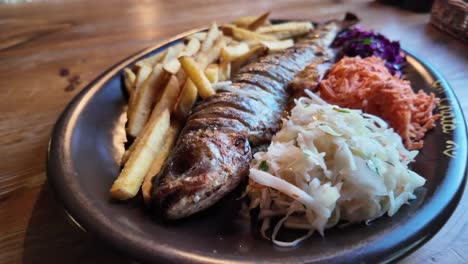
[110,12,314,204]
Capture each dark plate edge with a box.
[384,49,468,263]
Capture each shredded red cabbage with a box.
[332,26,406,75]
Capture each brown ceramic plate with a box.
[47,25,467,263]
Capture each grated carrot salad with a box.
[319,56,439,150]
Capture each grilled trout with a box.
[152,15,358,219]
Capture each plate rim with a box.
[47,25,468,264]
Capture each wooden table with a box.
[0,0,466,263]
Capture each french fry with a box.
[132,64,152,93]
[175,69,187,85]
[218,60,231,81]
[123,68,136,96]
[256,22,313,34]
[256,22,313,39]
[172,33,221,119]
[222,24,276,41]
[141,122,181,204]
[126,64,170,138]
[110,109,170,200]
[163,59,181,75]
[135,50,168,68]
[121,144,134,166]
[164,38,201,75]
[174,79,198,120]
[233,16,256,28]
[195,36,226,69]
[179,38,201,57]
[173,32,226,120]
[162,45,184,64]
[234,15,272,28]
[247,12,270,31]
[186,32,207,42]
[150,75,181,119]
[127,64,154,121]
[201,22,220,52]
[123,75,180,166]
[222,35,235,45]
[179,56,215,99]
[137,75,181,202]
[259,39,294,53]
[220,42,250,62]
[231,44,269,74]
[204,64,219,83]
[127,45,182,137]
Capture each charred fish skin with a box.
[152,20,352,220]
[153,126,251,219]
[232,72,287,98]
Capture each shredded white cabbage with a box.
[247,91,425,247]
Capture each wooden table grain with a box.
[0,0,466,263]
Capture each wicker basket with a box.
[431,0,468,42]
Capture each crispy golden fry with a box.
[175,69,187,84]
[247,11,270,31]
[110,109,170,200]
[137,75,180,201]
[121,144,134,166]
[179,56,215,99]
[179,38,201,57]
[162,45,183,65]
[256,22,313,34]
[174,79,198,120]
[163,58,181,75]
[141,122,181,204]
[134,45,178,71]
[231,44,268,74]
[201,22,220,52]
[233,16,258,28]
[196,36,226,69]
[135,50,168,68]
[204,64,219,83]
[256,22,313,39]
[123,75,180,166]
[177,34,211,77]
[126,44,185,137]
[172,34,223,120]
[222,24,276,41]
[234,15,272,28]
[186,32,207,42]
[206,35,226,58]
[164,38,201,75]
[222,35,235,45]
[150,75,181,118]
[259,39,294,53]
[132,64,152,93]
[222,24,239,36]
[126,64,170,138]
[123,68,136,96]
[220,42,250,62]
[127,64,155,126]
[174,32,226,120]
[218,60,231,81]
